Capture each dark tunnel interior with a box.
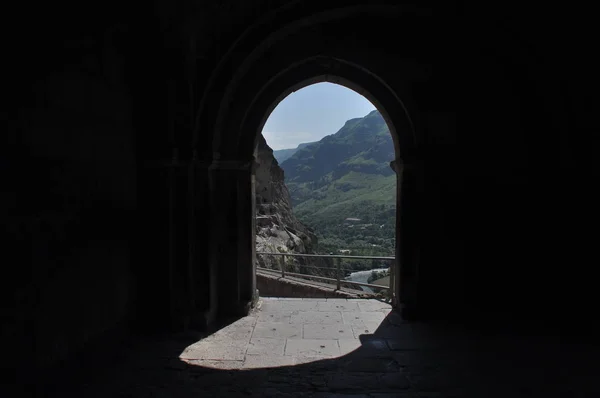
[1,1,598,396]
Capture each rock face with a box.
[254,136,333,274]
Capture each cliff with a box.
[254,136,334,275]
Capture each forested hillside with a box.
[279,110,396,258]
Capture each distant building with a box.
[339,249,351,254]
[345,217,361,222]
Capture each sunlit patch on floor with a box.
[179,297,393,369]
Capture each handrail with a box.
[257,267,392,290]
[256,251,394,296]
[256,251,394,260]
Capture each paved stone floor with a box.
[25,298,598,397]
[180,298,393,369]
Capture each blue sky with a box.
[261,82,376,150]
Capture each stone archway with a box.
[250,60,417,304]
[196,3,437,321]
[210,56,419,317]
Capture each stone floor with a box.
[180,297,393,369]
[28,297,598,397]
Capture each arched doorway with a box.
[206,58,418,318]
[256,82,398,298]
[196,4,429,321]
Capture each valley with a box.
[255,109,396,292]
[279,109,396,262]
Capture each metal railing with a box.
[256,251,395,298]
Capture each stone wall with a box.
[2,3,195,379]
[2,1,598,388]
[1,19,141,376]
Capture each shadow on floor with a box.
[10,308,599,398]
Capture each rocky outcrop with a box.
[255,136,334,275]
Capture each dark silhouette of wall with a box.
[1,0,598,387]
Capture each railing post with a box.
[281,254,286,278]
[389,259,395,303]
[336,257,341,290]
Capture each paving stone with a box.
[247,337,286,356]
[338,338,363,355]
[291,311,343,324]
[229,369,271,388]
[185,371,236,386]
[243,354,297,369]
[293,355,336,366]
[302,297,328,301]
[303,324,356,340]
[352,323,383,338]
[378,372,411,389]
[342,311,386,326]
[407,372,465,391]
[279,297,303,300]
[355,300,392,312]
[258,311,293,323]
[339,357,401,373]
[385,311,405,326]
[249,388,300,397]
[259,300,286,312]
[371,323,408,339]
[230,315,259,326]
[385,338,442,350]
[312,394,371,398]
[379,308,392,316]
[326,372,381,390]
[253,322,303,339]
[266,372,303,384]
[341,338,393,358]
[416,391,473,398]
[279,300,320,311]
[266,371,328,390]
[182,359,244,370]
[375,324,457,349]
[316,301,360,312]
[390,351,457,375]
[285,339,341,358]
[325,298,348,302]
[207,325,254,341]
[179,340,248,361]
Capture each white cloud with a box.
[261,131,319,150]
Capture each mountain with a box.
[279,110,396,254]
[272,148,296,164]
[272,141,317,163]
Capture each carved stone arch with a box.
[208,47,422,313]
[192,1,432,154]
[199,2,445,318]
[238,56,415,163]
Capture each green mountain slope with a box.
[273,141,317,163]
[279,110,396,254]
